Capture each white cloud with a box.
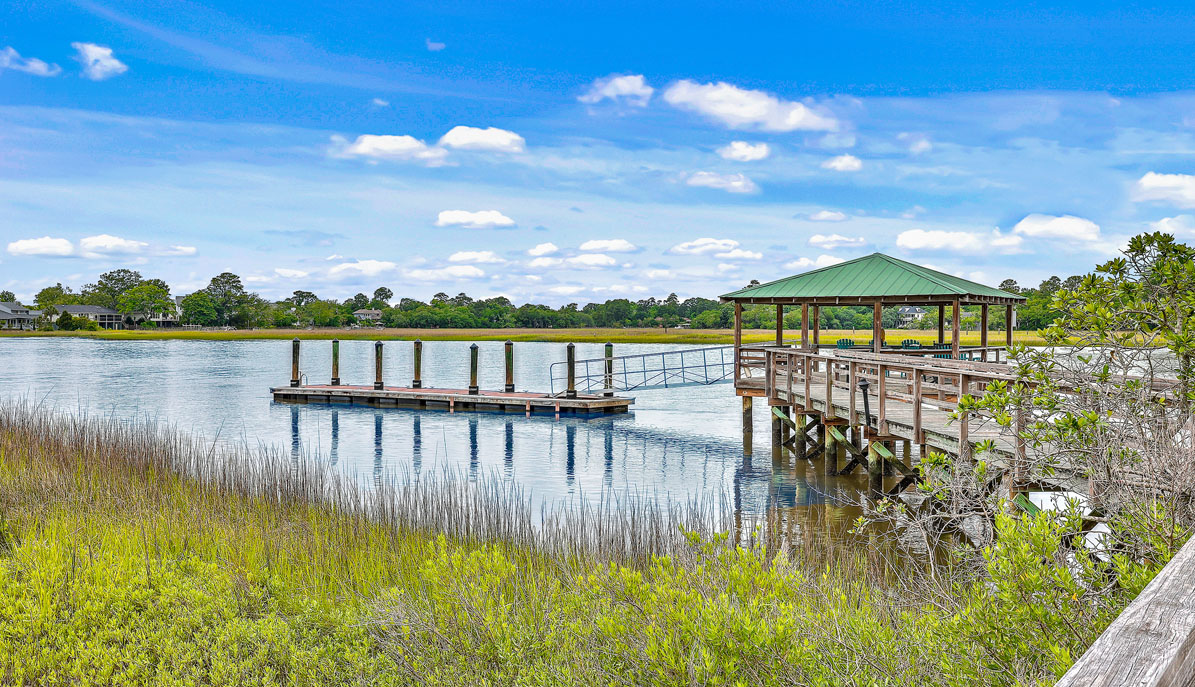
[1,46,61,76]
[528,257,563,269]
[717,141,770,162]
[670,238,738,255]
[663,80,838,132]
[565,253,617,268]
[549,285,586,296]
[899,132,932,154]
[592,284,647,294]
[438,125,525,153]
[784,255,845,271]
[434,210,516,229]
[328,259,398,279]
[71,42,127,81]
[578,74,653,107]
[527,242,558,256]
[1151,215,1195,235]
[325,254,344,261]
[78,234,147,257]
[686,171,759,194]
[274,268,309,279]
[448,250,504,263]
[162,245,197,256]
[816,132,856,148]
[644,269,673,279]
[896,229,1023,255]
[425,38,446,52]
[717,263,740,272]
[821,154,862,172]
[371,97,389,107]
[808,210,848,222]
[1011,214,1101,241]
[6,236,74,257]
[406,265,485,281]
[336,134,448,164]
[1134,172,1195,208]
[714,248,762,260]
[808,233,866,249]
[578,238,637,252]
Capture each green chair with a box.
[836,338,854,349]
[901,339,921,349]
[868,338,886,349]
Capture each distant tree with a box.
[0,290,15,302]
[431,292,450,303]
[82,269,143,309]
[997,279,1020,294]
[288,290,318,308]
[347,293,370,311]
[373,287,393,305]
[56,312,76,331]
[204,272,248,326]
[180,291,218,326]
[117,282,173,324]
[398,298,425,312]
[35,283,77,308]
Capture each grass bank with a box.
[0,326,1052,346]
[0,403,1152,685]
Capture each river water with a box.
[0,337,869,535]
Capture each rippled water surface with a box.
[0,337,869,532]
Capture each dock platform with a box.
[271,384,633,415]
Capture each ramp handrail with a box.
[549,346,736,394]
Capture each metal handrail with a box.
[549,345,737,394]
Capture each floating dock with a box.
[271,384,632,415]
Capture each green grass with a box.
[0,326,1053,346]
[0,403,1150,685]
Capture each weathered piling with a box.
[867,441,883,497]
[330,338,340,386]
[742,396,753,455]
[504,340,515,392]
[290,337,300,387]
[373,341,384,390]
[604,342,614,397]
[469,343,480,395]
[566,343,577,399]
[412,339,422,388]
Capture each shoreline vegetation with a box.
[0,402,1153,685]
[0,326,1053,346]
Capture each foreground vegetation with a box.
[0,402,1170,686]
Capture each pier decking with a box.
[271,383,632,415]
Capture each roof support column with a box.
[873,303,883,354]
[733,302,743,382]
[980,304,989,361]
[951,298,961,360]
[1006,304,1015,347]
[775,305,783,346]
[937,305,945,345]
[801,303,809,350]
[812,305,820,350]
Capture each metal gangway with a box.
[549,346,736,395]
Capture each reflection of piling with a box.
[331,338,340,385]
[412,339,423,388]
[290,338,300,387]
[604,342,614,397]
[566,343,577,399]
[374,341,384,390]
[742,396,753,455]
[469,343,480,394]
[505,340,515,392]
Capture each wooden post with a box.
[937,304,945,344]
[742,396,753,439]
[801,303,809,349]
[824,422,836,475]
[331,338,340,385]
[412,339,423,388]
[733,303,743,381]
[951,298,961,360]
[980,304,989,361]
[873,303,883,353]
[867,441,883,497]
[794,409,807,458]
[1006,304,1015,348]
[604,342,614,397]
[812,305,820,349]
[504,340,515,392]
[373,341,384,390]
[775,305,783,346]
[958,373,971,461]
[468,343,479,395]
[566,343,577,399]
[289,337,301,387]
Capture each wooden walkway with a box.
[272,384,632,415]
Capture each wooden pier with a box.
[272,338,632,416]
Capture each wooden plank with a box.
[1056,534,1195,687]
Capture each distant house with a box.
[145,295,184,327]
[0,302,34,329]
[897,306,927,325]
[353,308,383,323]
[60,305,124,330]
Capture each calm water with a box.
[0,337,868,532]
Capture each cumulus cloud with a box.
[565,253,617,268]
[161,245,198,256]
[448,250,504,263]
[79,234,147,257]
[1,46,61,76]
[808,233,866,249]
[549,285,585,295]
[406,265,485,281]
[686,171,759,194]
[663,80,838,132]
[528,257,563,269]
[435,210,516,229]
[578,74,653,106]
[335,134,448,164]
[6,236,74,257]
[1151,215,1195,235]
[327,259,398,279]
[1134,172,1195,208]
[715,248,762,260]
[438,126,525,153]
[71,42,127,81]
[821,154,862,172]
[896,229,1023,255]
[578,239,637,253]
[425,38,446,52]
[644,269,672,279]
[717,141,770,162]
[670,238,739,255]
[274,268,309,279]
[808,210,847,222]
[527,242,558,256]
[1011,214,1101,241]
[784,255,845,271]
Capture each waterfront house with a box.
[353,308,383,323]
[60,305,124,329]
[897,305,927,325]
[0,302,34,329]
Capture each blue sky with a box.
[3,1,1195,304]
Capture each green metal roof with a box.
[720,253,1025,303]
